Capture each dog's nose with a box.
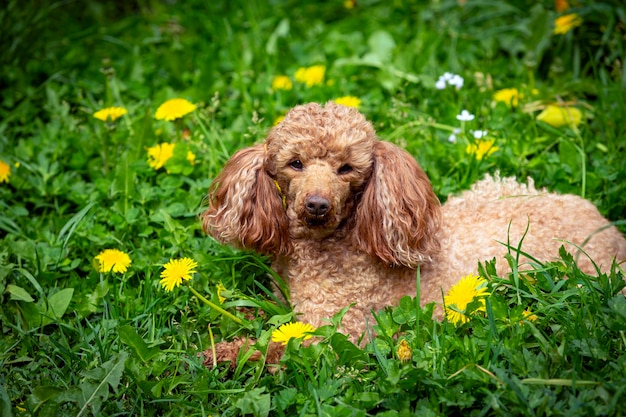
[305,195,330,216]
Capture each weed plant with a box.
[1,0,625,415]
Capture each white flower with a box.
[472,130,488,139]
[436,72,464,90]
[448,128,461,143]
[435,79,447,90]
[449,74,464,89]
[456,110,475,122]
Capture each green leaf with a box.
[112,151,136,206]
[266,18,290,55]
[0,263,13,281]
[355,392,382,409]
[266,312,293,326]
[570,339,608,361]
[19,301,43,329]
[47,288,73,320]
[15,267,44,298]
[523,4,551,69]
[391,296,416,326]
[235,387,271,417]
[559,139,581,175]
[77,351,129,417]
[56,202,96,253]
[7,284,34,302]
[75,281,110,317]
[367,30,396,63]
[149,208,178,232]
[330,332,366,364]
[0,215,22,235]
[273,387,297,411]
[118,325,162,363]
[372,309,399,339]
[0,383,14,417]
[27,386,64,413]
[164,142,194,175]
[604,295,626,331]
[609,295,626,320]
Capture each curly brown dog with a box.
[203,101,626,350]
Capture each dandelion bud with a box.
[397,339,412,363]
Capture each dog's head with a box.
[263,102,377,240]
[203,101,441,267]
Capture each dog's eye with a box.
[289,160,304,170]
[338,164,353,175]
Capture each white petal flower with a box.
[473,130,488,139]
[449,74,464,89]
[448,128,461,143]
[456,110,475,122]
[436,72,464,90]
[435,78,447,90]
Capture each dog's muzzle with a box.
[304,195,331,227]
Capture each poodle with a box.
[202,101,626,347]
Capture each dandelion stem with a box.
[175,118,184,141]
[187,285,244,325]
[207,324,217,368]
[102,130,110,174]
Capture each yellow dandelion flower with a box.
[216,282,227,304]
[159,257,198,292]
[553,13,583,35]
[147,142,176,170]
[271,322,317,345]
[273,115,285,126]
[186,150,196,165]
[93,106,128,122]
[0,160,11,184]
[536,105,582,128]
[396,339,412,363]
[522,309,538,322]
[271,75,293,91]
[344,0,356,9]
[493,88,522,108]
[333,96,362,109]
[465,139,499,160]
[295,65,326,87]
[95,249,132,274]
[444,274,490,325]
[155,98,197,121]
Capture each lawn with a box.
[1,0,626,415]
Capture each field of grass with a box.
[1,0,626,415]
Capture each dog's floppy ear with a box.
[354,141,441,267]
[202,144,290,255]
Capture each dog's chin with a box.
[294,214,342,239]
[305,216,331,228]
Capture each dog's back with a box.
[419,174,626,305]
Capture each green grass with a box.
[1,0,626,415]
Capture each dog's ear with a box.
[202,144,290,255]
[354,141,441,267]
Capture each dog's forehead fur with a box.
[266,102,376,166]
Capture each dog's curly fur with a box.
[203,101,626,346]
